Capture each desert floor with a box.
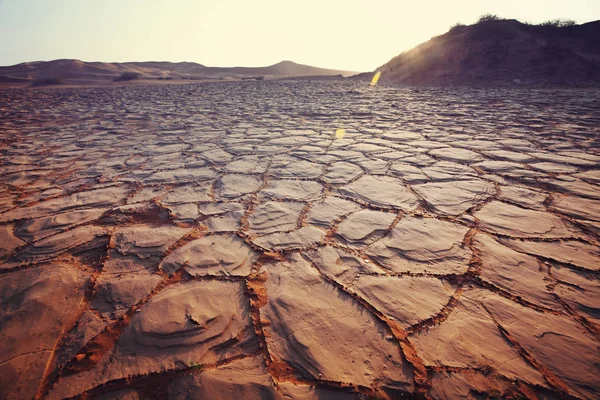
[0,81,599,399]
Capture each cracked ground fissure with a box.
[0,81,599,399]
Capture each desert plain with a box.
[0,80,599,399]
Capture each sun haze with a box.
[0,0,598,71]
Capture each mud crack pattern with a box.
[0,81,599,399]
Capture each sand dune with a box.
[0,59,357,84]
[376,19,600,86]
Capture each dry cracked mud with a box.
[0,81,599,399]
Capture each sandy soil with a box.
[0,81,599,399]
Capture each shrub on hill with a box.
[477,14,503,23]
[540,19,576,27]
[449,22,466,32]
[451,15,577,32]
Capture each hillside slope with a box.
[378,19,600,86]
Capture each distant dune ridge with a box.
[0,59,357,84]
[377,18,600,86]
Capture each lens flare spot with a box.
[335,128,346,139]
[370,71,381,86]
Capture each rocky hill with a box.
[378,19,600,86]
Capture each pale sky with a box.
[0,0,598,71]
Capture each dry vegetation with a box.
[449,14,578,32]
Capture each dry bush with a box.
[477,14,503,23]
[449,22,466,32]
[540,19,576,27]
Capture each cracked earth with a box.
[0,81,599,399]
